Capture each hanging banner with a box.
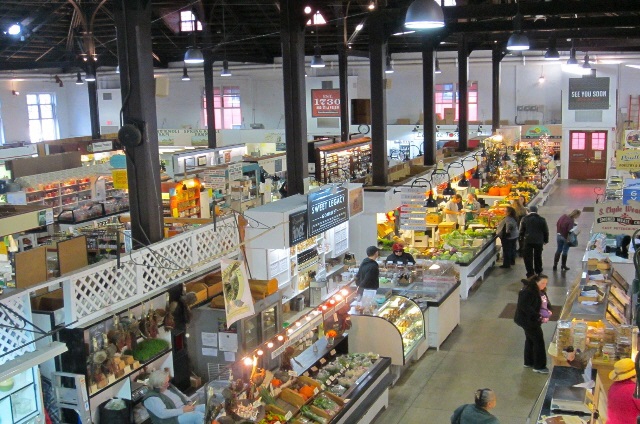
[593,200,640,235]
[615,150,640,171]
[311,89,341,117]
[220,258,255,328]
[568,77,610,110]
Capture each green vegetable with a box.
[132,339,170,362]
[300,406,328,424]
[313,395,339,412]
[259,388,276,405]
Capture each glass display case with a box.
[0,367,40,424]
[349,295,426,367]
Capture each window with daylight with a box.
[27,93,58,143]
[180,11,202,32]
[203,87,242,130]
[435,82,478,122]
[592,133,606,150]
[571,133,586,150]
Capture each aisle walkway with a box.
[374,180,601,424]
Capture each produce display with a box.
[313,353,380,396]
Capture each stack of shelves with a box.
[13,178,93,215]
[315,137,372,184]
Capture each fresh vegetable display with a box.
[257,412,287,424]
[300,406,328,424]
[312,393,341,416]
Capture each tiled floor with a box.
[373,179,602,423]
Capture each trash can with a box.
[98,398,133,424]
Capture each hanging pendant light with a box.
[405,0,445,30]
[457,175,470,187]
[425,192,438,208]
[544,36,560,60]
[75,72,84,85]
[582,53,591,69]
[85,72,96,82]
[442,182,456,196]
[385,55,394,74]
[566,47,579,66]
[184,48,204,64]
[221,60,232,76]
[506,9,529,51]
[435,58,442,74]
[182,66,190,81]
[311,46,325,68]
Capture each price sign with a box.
[111,169,128,189]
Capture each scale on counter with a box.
[550,386,592,415]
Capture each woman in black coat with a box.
[514,274,552,374]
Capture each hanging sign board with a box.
[307,186,349,237]
[568,77,610,110]
[624,130,640,148]
[111,169,128,189]
[399,187,428,230]
[220,258,255,327]
[289,210,308,247]
[593,200,640,235]
[311,89,341,117]
[615,150,640,171]
[202,169,227,191]
[349,186,364,217]
[227,162,243,182]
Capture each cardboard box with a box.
[444,108,455,122]
[426,213,442,224]
[396,118,411,125]
[438,222,456,235]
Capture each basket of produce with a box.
[132,338,170,363]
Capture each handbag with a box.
[567,231,578,247]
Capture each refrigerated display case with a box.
[349,295,426,368]
[0,367,40,424]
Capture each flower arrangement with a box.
[325,330,338,338]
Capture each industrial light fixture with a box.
[6,23,21,35]
[566,47,579,66]
[472,167,482,179]
[385,55,394,74]
[442,182,456,196]
[184,47,204,64]
[506,6,529,51]
[544,36,560,60]
[11,90,19,96]
[221,60,232,77]
[412,125,420,133]
[85,72,96,82]
[435,59,442,74]
[75,72,84,85]
[404,0,445,30]
[182,66,190,81]
[304,6,312,14]
[582,53,591,69]
[116,65,120,74]
[368,2,376,10]
[310,18,325,68]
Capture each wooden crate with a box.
[249,278,278,299]
[203,273,223,298]
[185,281,208,304]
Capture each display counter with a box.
[534,365,594,423]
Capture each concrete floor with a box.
[373,179,601,424]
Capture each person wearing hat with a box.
[519,205,549,277]
[607,358,640,423]
[450,388,500,423]
[355,246,380,293]
[385,243,416,265]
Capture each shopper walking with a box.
[355,246,380,293]
[514,274,551,374]
[606,358,640,424]
[553,209,581,271]
[519,206,549,277]
[496,206,519,269]
[450,388,500,424]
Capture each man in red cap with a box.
[386,243,416,265]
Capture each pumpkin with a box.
[299,385,316,400]
[488,187,501,196]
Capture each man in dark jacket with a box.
[355,246,380,293]
[519,206,549,277]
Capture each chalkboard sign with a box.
[289,210,308,246]
[568,77,610,110]
[307,186,349,238]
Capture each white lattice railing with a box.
[0,214,240,363]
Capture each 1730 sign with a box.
[311,89,341,117]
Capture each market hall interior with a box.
[374,179,600,424]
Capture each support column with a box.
[338,44,350,142]
[114,0,164,244]
[422,41,436,166]
[204,53,217,148]
[280,0,308,196]
[369,12,388,186]
[87,62,100,140]
[492,46,503,134]
[457,36,469,152]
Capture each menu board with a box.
[289,210,308,247]
[307,186,349,237]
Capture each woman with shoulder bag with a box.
[554,209,581,271]
[514,274,552,374]
[497,207,519,269]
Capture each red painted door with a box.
[568,131,607,179]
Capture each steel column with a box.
[204,53,217,148]
[458,36,469,152]
[280,0,308,196]
[338,44,350,142]
[114,0,164,245]
[492,46,503,133]
[422,42,436,166]
[87,62,100,140]
[369,12,388,186]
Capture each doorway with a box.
[568,130,607,179]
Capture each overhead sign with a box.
[399,187,428,230]
[568,77,610,110]
[307,186,349,237]
[625,130,640,148]
[89,140,114,153]
[615,150,640,171]
[593,200,640,235]
[288,210,308,247]
[311,89,341,117]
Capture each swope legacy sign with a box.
[311,89,341,117]
[568,77,610,110]
[308,186,348,237]
[593,199,640,235]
